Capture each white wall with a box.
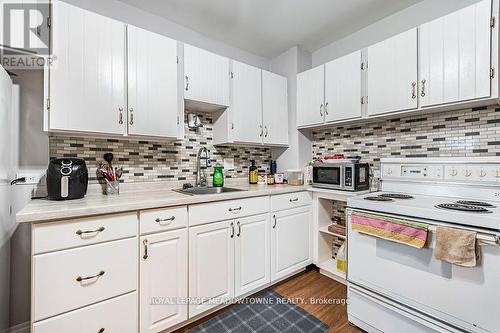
[60,0,270,69]
[270,46,313,171]
[312,0,483,66]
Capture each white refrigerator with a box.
[0,64,17,331]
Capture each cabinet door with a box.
[297,65,325,127]
[184,44,230,107]
[49,0,126,134]
[235,214,270,297]
[127,25,179,138]
[231,61,263,144]
[420,0,491,107]
[325,51,362,122]
[140,229,188,333]
[271,206,312,281]
[189,220,234,318]
[367,28,418,116]
[262,70,288,146]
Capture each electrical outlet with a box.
[223,158,235,171]
[16,171,43,185]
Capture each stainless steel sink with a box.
[174,187,247,196]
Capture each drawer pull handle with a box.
[155,216,175,224]
[272,215,277,229]
[229,206,242,212]
[289,198,299,202]
[143,239,148,260]
[76,227,105,236]
[237,221,241,237]
[230,222,235,238]
[76,270,105,282]
[98,329,105,333]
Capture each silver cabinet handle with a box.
[264,126,268,138]
[325,102,329,115]
[76,270,105,282]
[272,214,277,229]
[259,125,263,137]
[118,107,124,125]
[421,79,426,97]
[143,239,148,260]
[229,206,242,212]
[320,103,324,117]
[185,76,189,91]
[237,221,241,237]
[76,226,105,236]
[155,216,175,224]
[411,82,417,99]
[129,108,134,125]
[289,198,299,202]
[230,222,234,238]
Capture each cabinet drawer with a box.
[33,213,138,254]
[33,292,137,333]
[140,205,187,235]
[33,238,137,321]
[189,196,269,226]
[271,192,312,212]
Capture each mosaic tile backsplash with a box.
[312,105,500,171]
[49,113,271,183]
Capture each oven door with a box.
[347,209,500,333]
[312,165,343,189]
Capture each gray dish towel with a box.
[435,226,479,267]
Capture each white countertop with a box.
[17,182,310,224]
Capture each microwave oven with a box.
[312,160,370,191]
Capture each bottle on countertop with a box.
[212,163,224,187]
[249,160,258,184]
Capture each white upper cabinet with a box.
[297,65,325,127]
[324,50,362,122]
[127,25,179,138]
[184,44,230,109]
[49,0,126,134]
[367,28,418,116]
[420,0,492,107]
[140,229,187,333]
[231,61,263,144]
[262,70,289,146]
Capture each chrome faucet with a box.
[195,147,211,187]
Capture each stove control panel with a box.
[445,165,500,183]
[382,162,500,184]
[382,164,443,180]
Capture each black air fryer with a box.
[47,158,88,200]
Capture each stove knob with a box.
[479,169,486,178]
[449,168,458,177]
[465,169,472,177]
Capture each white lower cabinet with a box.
[235,214,271,297]
[33,292,137,333]
[271,206,312,281]
[33,237,138,321]
[140,229,188,333]
[189,220,235,318]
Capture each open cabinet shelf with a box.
[315,195,349,285]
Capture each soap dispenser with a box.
[213,164,224,187]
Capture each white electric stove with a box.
[346,157,500,333]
